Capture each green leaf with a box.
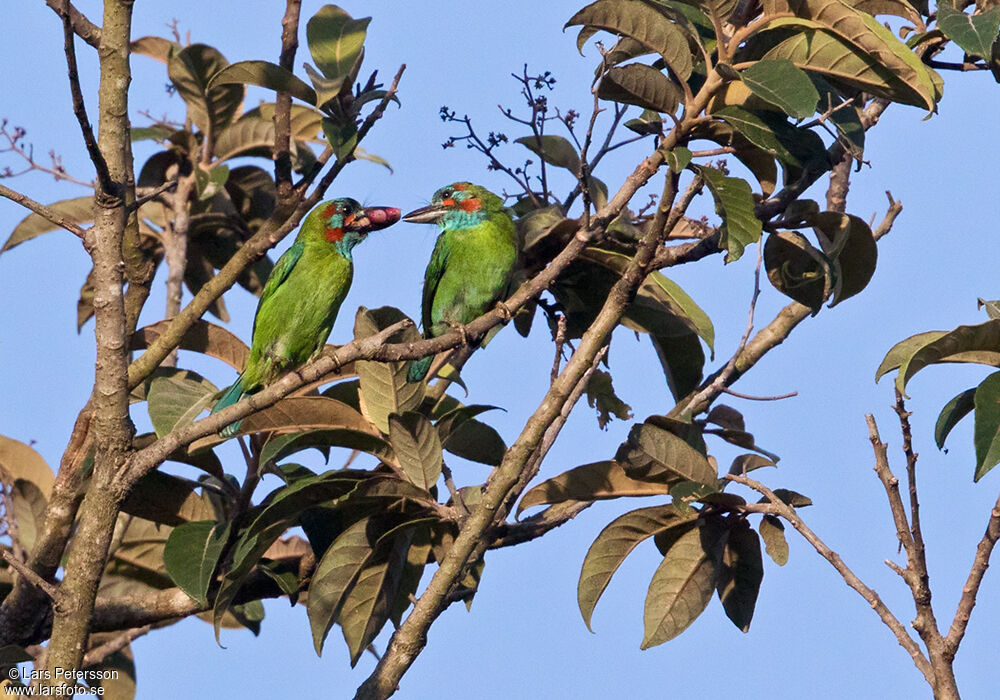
[306,5,370,83]
[195,164,230,201]
[689,121,778,196]
[809,211,878,305]
[434,404,503,443]
[120,470,218,526]
[163,520,231,607]
[665,146,692,173]
[973,371,1000,481]
[642,518,726,648]
[728,453,777,475]
[308,517,375,655]
[618,422,717,484]
[757,20,939,111]
[647,271,715,351]
[894,321,1000,394]
[769,489,812,507]
[340,530,411,666]
[256,429,396,469]
[651,332,705,400]
[567,0,693,80]
[597,63,682,114]
[388,412,443,491]
[2,196,94,253]
[764,230,830,312]
[209,60,318,104]
[759,514,788,565]
[625,108,664,135]
[518,460,672,515]
[321,117,358,160]
[935,388,976,450]
[515,135,581,172]
[875,330,947,382]
[937,2,1000,59]
[740,58,820,119]
[146,369,219,438]
[354,307,424,433]
[586,370,634,429]
[713,105,829,171]
[578,505,696,631]
[168,44,244,137]
[442,419,507,466]
[214,472,360,642]
[691,164,762,263]
[716,520,763,632]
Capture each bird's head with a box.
[402,182,506,230]
[310,197,401,256]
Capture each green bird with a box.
[403,182,519,382]
[212,198,400,436]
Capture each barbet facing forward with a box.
[213,198,400,436]
[404,182,519,382]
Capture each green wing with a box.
[251,240,304,337]
[421,235,449,336]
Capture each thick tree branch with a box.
[43,0,136,676]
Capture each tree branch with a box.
[60,0,113,198]
[45,0,100,48]
[726,473,935,686]
[274,0,302,198]
[0,183,86,238]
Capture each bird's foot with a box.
[447,321,471,347]
[495,301,513,322]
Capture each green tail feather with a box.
[212,375,246,438]
[407,356,432,383]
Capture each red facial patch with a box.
[322,204,338,220]
[459,198,481,212]
[325,227,344,242]
[441,198,456,208]
[454,183,468,191]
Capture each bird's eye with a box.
[439,190,452,201]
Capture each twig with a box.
[1,550,60,603]
[0,121,92,186]
[726,473,935,686]
[490,501,593,549]
[440,462,468,517]
[82,625,151,667]
[679,240,763,417]
[0,183,87,239]
[274,0,302,198]
[61,0,113,198]
[721,387,798,401]
[550,314,567,383]
[44,0,100,48]
[945,490,1000,654]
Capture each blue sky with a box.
[3,1,1000,697]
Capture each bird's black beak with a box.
[402,203,448,224]
[346,206,401,233]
